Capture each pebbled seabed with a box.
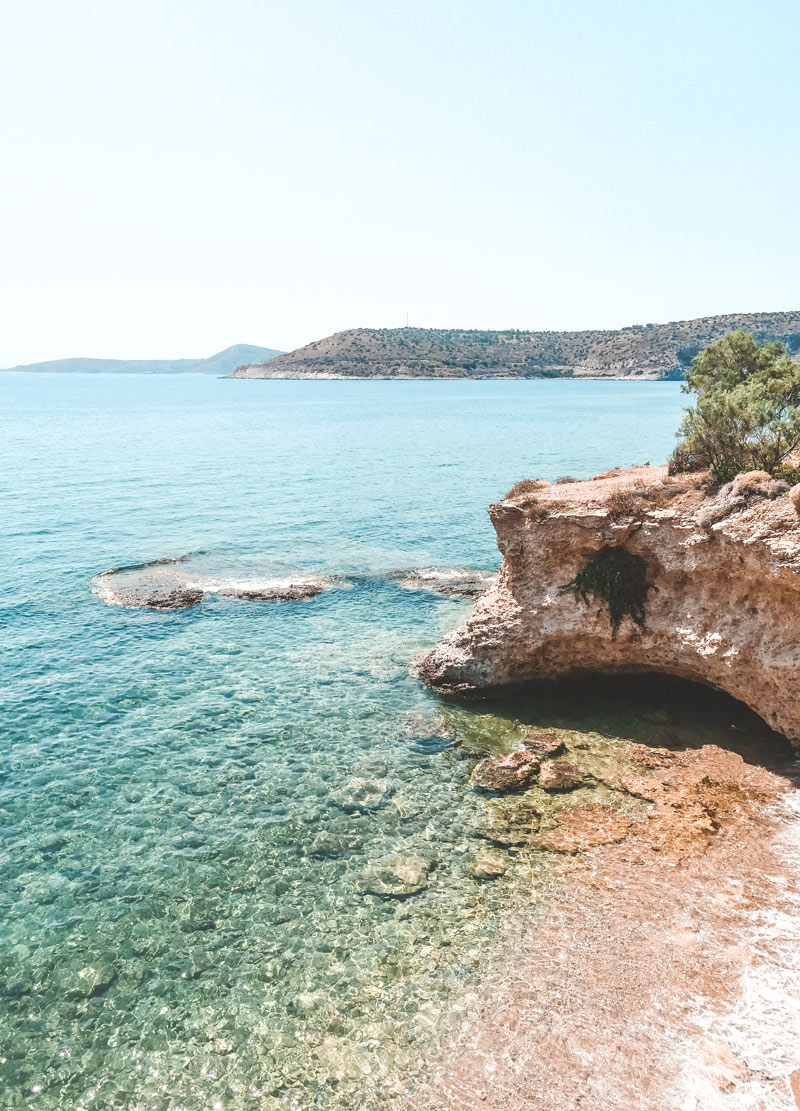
[1,375,693,1109]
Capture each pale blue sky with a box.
[2,0,799,363]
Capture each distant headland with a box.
[2,344,282,375]
[230,312,800,381]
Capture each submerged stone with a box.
[330,777,391,813]
[54,959,117,999]
[638,709,675,725]
[356,855,430,897]
[470,850,508,880]
[523,731,565,759]
[471,750,539,793]
[537,803,632,854]
[310,830,362,857]
[476,798,542,846]
[538,760,590,792]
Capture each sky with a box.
[1,0,799,364]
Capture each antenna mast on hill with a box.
[406,312,409,328]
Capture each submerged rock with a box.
[476,797,542,846]
[637,709,675,725]
[523,731,565,759]
[310,830,363,857]
[471,750,540,793]
[330,777,391,813]
[537,803,632,854]
[470,850,508,880]
[53,958,117,999]
[538,760,590,792]
[401,711,455,754]
[356,855,430,897]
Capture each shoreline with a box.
[226,371,674,381]
[404,742,800,1111]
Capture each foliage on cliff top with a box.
[560,547,651,638]
[674,331,800,483]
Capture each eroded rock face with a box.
[419,465,800,741]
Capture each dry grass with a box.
[503,478,550,502]
[606,490,640,517]
[603,481,678,517]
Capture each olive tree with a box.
[675,331,800,482]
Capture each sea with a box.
[1,374,692,1110]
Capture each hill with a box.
[3,344,282,375]
[229,313,800,380]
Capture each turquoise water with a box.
[0,375,684,1110]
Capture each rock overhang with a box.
[419,465,800,741]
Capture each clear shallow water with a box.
[0,375,686,1110]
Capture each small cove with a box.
[0,374,729,1109]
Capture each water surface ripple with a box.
[0,376,685,1109]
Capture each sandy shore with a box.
[403,744,800,1111]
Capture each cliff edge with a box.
[419,465,800,740]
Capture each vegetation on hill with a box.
[231,312,800,380]
[672,331,800,482]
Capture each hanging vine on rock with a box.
[559,546,652,637]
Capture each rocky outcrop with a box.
[419,465,800,740]
[92,560,336,609]
[393,567,497,597]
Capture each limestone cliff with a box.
[419,466,800,740]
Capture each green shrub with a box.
[674,331,800,483]
[559,547,651,637]
[773,463,800,487]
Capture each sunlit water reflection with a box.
[0,375,692,1108]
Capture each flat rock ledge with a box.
[418,465,800,741]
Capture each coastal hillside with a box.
[3,343,282,375]
[231,312,800,380]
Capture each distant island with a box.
[230,312,800,380]
[3,344,283,375]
